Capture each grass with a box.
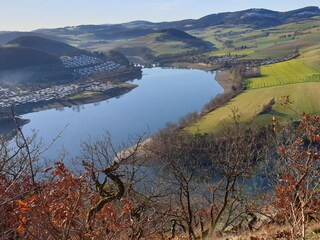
[203,18,320,60]
[246,60,320,89]
[188,25,250,49]
[185,18,320,134]
[188,18,320,134]
[190,45,320,134]
[151,42,197,56]
[299,47,320,71]
[188,82,320,133]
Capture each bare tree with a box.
[81,131,169,239]
[147,129,210,239]
[204,110,271,237]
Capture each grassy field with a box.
[188,82,320,133]
[200,17,320,61]
[246,60,320,89]
[299,47,320,71]
[189,19,320,133]
[188,25,251,50]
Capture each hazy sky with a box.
[1,0,319,31]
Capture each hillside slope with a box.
[0,46,61,70]
[87,28,214,63]
[8,36,83,56]
[156,28,213,49]
[0,32,64,45]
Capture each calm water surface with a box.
[22,67,223,158]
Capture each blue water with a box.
[21,67,223,159]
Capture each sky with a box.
[0,0,319,31]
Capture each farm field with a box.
[190,35,320,133]
[246,59,320,89]
[202,17,320,60]
[299,48,320,71]
[188,82,320,133]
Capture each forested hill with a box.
[185,6,320,29]
[0,46,61,70]
[155,28,214,49]
[34,6,320,40]
[8,36,83,56]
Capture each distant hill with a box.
[0,45,61,70]
[0,32,65,45]
[8,36,83,56]
[36,24,155,42]
[157,28,200,41]
[34,6,320,42]
[0,36,82,86]
[108,28,214,63]
[155,28,214,49]
[188,6,320,29]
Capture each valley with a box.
[1,5,320,239]
[0,6,319,138]
[0,7,320,136]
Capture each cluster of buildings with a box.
[208,55,243,64]
[0,55,133,109]
[73,62,125,77]
[0,87,13,98]
[61,55,104,68]
[0,82,117,108]
[60,54,125,77]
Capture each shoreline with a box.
[0,83,137,119]
[0,64,236,140]
[163,62,222,72]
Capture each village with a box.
[0,81,117,108]
[60,54,125,77]
[0,54,133,109]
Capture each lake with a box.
[21,67,223,159]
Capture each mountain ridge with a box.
[33,6,320,39]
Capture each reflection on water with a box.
[21,67,223,159]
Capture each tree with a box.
[147,129,210,239]
[146,110,272,239]
[273,112,320,240]
[14,162,89,239]
[205,110,271,236]
[81,132,166,239]
[0,114,41,239]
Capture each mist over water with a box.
[21,67,223,160]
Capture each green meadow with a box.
[188,82,320,133]
[187,17,320,133]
